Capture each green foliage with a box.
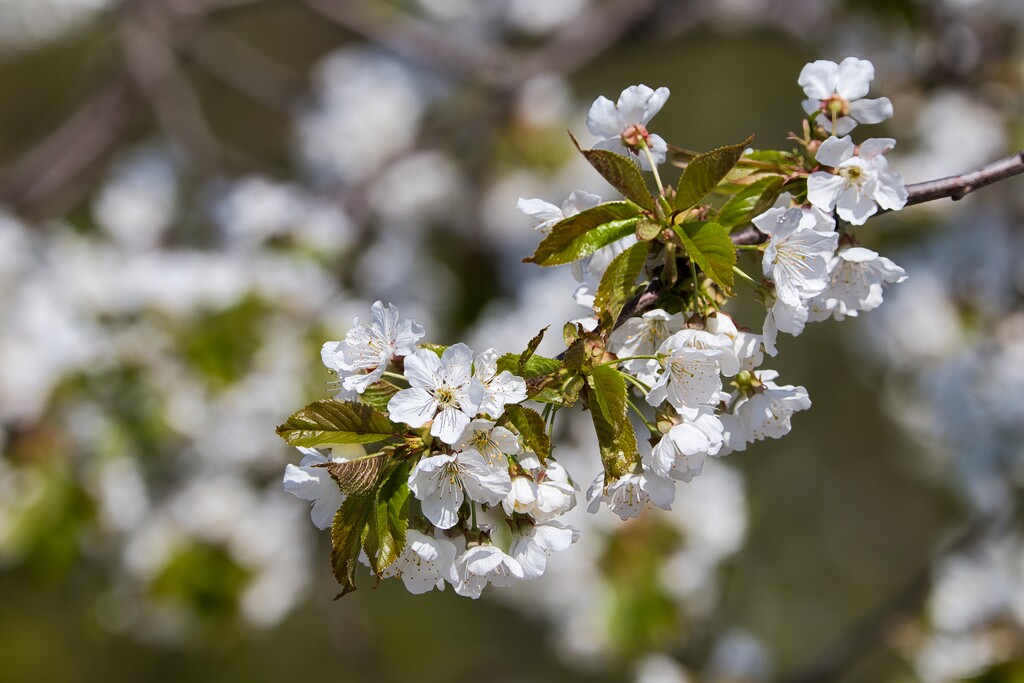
[526,202,641,266]
[672,221,736,291]
[503,404,551,463]
[717,175,786,230]
[360,380,402,412]
[276,400,398,447]
[518,327,548,373]
[594,242,648,329]
[674,135,754,210]
[634,217,662,242]
[587,364,639,480]
[330,456,412,596]
[323,452,391,495]
[496,352,561,379]
[570,133,655,210]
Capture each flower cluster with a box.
[285,301,579,598]
[283,57,912,600]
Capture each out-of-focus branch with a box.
[304,0,513,86]
[0,79,138,215]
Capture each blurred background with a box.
[0,0,1022,681]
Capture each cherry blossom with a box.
[469,348,528,420]
[407,449,512,529]
[321,300,424,394]
[380,529,459,594]
[516,189,601,233]
[720,371,811,453]
[808,246,907,321]
[646,411,726,482]
[452,419,520,468]
[646,330,735,412]
[799,57,894,135]
[754,206,839,306]
[807,136,908,225]
[586,84,670,169]
[453,545,525,598]
[388,342,478,444]
[282,445,365,530]
[586,471,676,520]
[502,455,576,521]
[609,309,684,382]
[510,521,580,580]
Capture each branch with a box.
[905,151,1024,205]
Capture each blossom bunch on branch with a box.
[275,58,982,599]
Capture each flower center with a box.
[839,165,865,187]
[824,94,850,118]
[620,123,650,151]
[435,386,458,408]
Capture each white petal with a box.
[849,97,893,125]
[309,488,343,530]
[586,95,624,139]
[387,387,437,428]
[403,350,442,389]
[431,406,471,445]
[806,173,845,212]
[835,57,875,100]
[815,135,855,167]
[798,60,840,100]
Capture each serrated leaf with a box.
[276,400,397,447]
[497,353,561,379]
[717,176,785,230]
[675,135,754,211]
[504,404,550,463]
[330,493,375,598]
[595,242,648,329]
[360,380,401,412]
[525,202,641,266]
[324,452,391,495]
[587,365,638,480]
[672,221,736,291]
[563,339,586,372]
[366,460,411,575]
[518,327,548,373]
[570,133,655,211]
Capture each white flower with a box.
[807,136,908,225]
[646,410,725,482]
[753,206,838,306]
[282,445,365,530]
[721,371,811,452]
[510,521,580,580]
[454,545,525,598]
[706,313,763,372]
[380,529,459,594]
[452,419,520,468]
[646,330,735,412]
[407,449,511,529]
[762,297,809,357]
[388,343,478,444]
[586,471,675,520]
[321,300,424,394]
[516,190,601,233]
[808,246,907,321]
[799,57,894,136]
[608,309,684,382]
[502,455,577,521]
[468,348,528,420]
[586,84,670,170]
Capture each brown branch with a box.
[905,151,1024,205]
[0,78,138,216]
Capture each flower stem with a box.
[638,139,666,197]
[595,354,662,368]
[382,371,408,385]
[733,265,769,294]
[620,371,652,395]
[625,396,658,434]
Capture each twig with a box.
[0,79,138,215]
[905,151,1024,206]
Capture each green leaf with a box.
[594,242,648,329]
[497,353,560,379]
[518,327,548,374]
[330,493,375,598]
[276,400,397,447]
[587,365,638,480]
[717,176,785,230]
[674,135,754,211]
[525,202,641,266]
[570,133,654,210]
[503,404,551,463]
[562,339,586,372]
[672,221,736,291]
[360,380,401,412]
[323,452,391,495]
[419,343,448,357]
[366,460,411,575]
